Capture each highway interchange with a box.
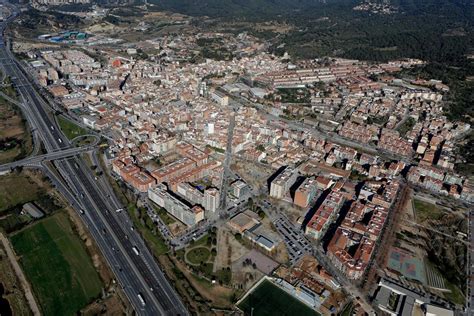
[0,3,188,315]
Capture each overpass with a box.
[0,145,95,172]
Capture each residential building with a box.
[148,184,204,226]
[270,166,298,199]
[305,191,344,239]
[294,177,317,208]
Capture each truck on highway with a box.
[132,246,140,256]
[137,293,146,306]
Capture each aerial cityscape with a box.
[0,0,472,315]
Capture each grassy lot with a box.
[205,145,225,154]
[413,199,444,222]
[341,303,353,316]
[444,280,465,305]
[181,232,231,284]
[10,211,102,315]
[1,77,18,99]
[192,234,210,247]
[0,92,31,164]
[153,205,176,225]
[57,116,88,140]
[397,117,416,137]
[0,173,41,212]
[73,135,96,147]
[186,247,211,265]
[238,279,320,316]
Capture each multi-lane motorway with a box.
[0,4,188,315]
[0,145,94,172]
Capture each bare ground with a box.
[214,227,249,272]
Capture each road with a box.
[229,92,411,163]
[0,145,95,172]
[258,197,375,314]
[0,5,188,315]
[218,111,236,213]
[468,208,474,315]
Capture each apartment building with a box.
[305,191,344,240]
[148,184,204,226]
[151,157,196,183]
[231,180,249,198]
[204,188,220,213]
[211,90,229,106]
[294,177,318,208]
[270,166,298,199]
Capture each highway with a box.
[0,145,95,172]
[0,5,188,315]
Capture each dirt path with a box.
[0,233,41,316]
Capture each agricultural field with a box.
[10,211,103,315]
[0,173,42,212]
[0,171,61,233]
[238,279,320,316]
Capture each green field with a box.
[10,212,103,315]
[186,246,211,265]
[341,303,353,316]
[57,116,88,140]
[238,280,320,316]
[153,205,176,225]
[413,199,444,222]
[0,174,41,212]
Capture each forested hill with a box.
[146,0,473,123]
[148,0,473,20]
[148,0,323,18]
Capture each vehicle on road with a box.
[137,293,146,306]
[132,246,140,256]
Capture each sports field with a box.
[387,247,426,283]
[238,279,320,316]
[10,211,103,315]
